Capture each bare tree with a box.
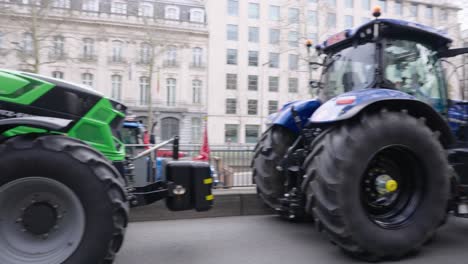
[0,0,72,73]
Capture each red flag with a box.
[194,122,210,161]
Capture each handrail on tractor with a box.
[129,136,179,161]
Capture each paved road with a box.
[116,215,468,264]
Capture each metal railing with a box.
[125,143,256,188]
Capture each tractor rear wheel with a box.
[0,134,128,264]
[252,126,295,210]
[303,111,449,261]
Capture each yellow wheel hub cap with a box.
[385,179,398,192]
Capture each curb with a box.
[129,187,273,222]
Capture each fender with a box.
[270,99,321,134]
[310,89,454,147]
[0,116,72,134]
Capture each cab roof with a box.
[318,18,453,54]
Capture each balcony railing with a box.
[190,62,206,69]
[123,99,205,111]
[79,54,98,62]
[108,56,127,64]
[162,60,179,68]
[48,52,67,61]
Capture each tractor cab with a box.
[314,17,453,113]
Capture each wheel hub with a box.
[22,201,58,236]
[375,174,398,194]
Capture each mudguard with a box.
[269,99,321,134]
[0,116,72,134]
[310,89,454,146]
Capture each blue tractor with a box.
[252,12,468,261]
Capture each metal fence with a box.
[126,144,256,188]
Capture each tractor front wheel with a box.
[0,135,128,264]
[303,111,449,261]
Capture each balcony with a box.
[162,60,179,68]
[48,52,68,61]
[108,56,127,65]
[79,54,98,63]
[190,62,206,70]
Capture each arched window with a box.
[139,2,154,17]
[192,47,203,67]
[82,73,94,87]
[139,76,150,105]
[140,43,152,64]
[192,80,202,104]
[166,78,176,106]
[111,74,122,100]
[161,117,179,141]
[190,8,205,23]
[52,71,64,79]
[82,38,95,59]
[111,40,123,62]
[165,5,179,20]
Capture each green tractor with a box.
[0,69,213,264]
[252,12,468,261]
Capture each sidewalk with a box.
[129,187,273,222]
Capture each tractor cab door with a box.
[382,39,448,114]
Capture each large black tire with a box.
[0,135,129,264]
[302,111,449,261]
[252,126,295,209]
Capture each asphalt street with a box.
[115,215,468,264]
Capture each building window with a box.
[288,31,298,47]
[52,0,70,8]
[362,17,371,23]
[245,125,259,144]
[248,51,258,66]
[111,2,127,14]
[192,80,202,104]
[361,0,370,10]
[440,9,448,21]
[227,49,238,65]
[165,6,180,20]
[52,35,65,57]
[288,8,299,24]
[52,71,64,79]
[269,53,279,68]
[308,33,318,43]
[82,73,93,87]
[225,124,239,143]
[345,15,354,28]
[226,74,237,90]
[394,1,402,15]
[191,118,202,143]
[308,11,317,26]
[82,0,99,11]
[226,98,237,114]
[22,33,33,55]
[111,40,123,62]
[248,3,259,19]
[139,3,154,17]
[410,3,418,17]
[269,29,280,45]
[227,0,238,16]
[327,13,336,28]
[166,78,176,106]
[139,76,150,105]
[248,75,258,91]
[327,0,336,7]
[288,78,298,93]
[288,54,298,70]
[192,47,203,67]
[248,27,259,43]
[378,0,386,12]
[190,9,205,23]
[82,38,95,59]
[248,100,258,115]
[161,117,179,141]
[426,5,433,19]
[269,5,280,21]
[345,0,353,8]
[165,46,177,66]
[269,76,279,92]
[268,100,278,114]
[111,74,122,100]
[140,43,152,64]
[227,24,238,41]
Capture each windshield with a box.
[321,43,376,98]
[383,39,446,111]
